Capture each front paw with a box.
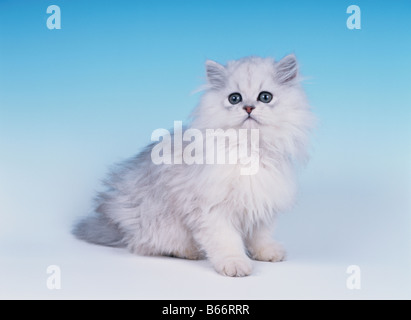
[250,242,286,262]
[214,256,253,277]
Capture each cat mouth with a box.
[243,116,260,124]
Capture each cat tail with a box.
[72,214,126,248]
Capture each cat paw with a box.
[214,256,253,277]
[250,243,286,262]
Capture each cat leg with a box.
[246,224,286,262]
[128,239,203,260]
[170,246,204,260]
[193,212,252,277]
[127,219,204,260]
[168,236,205,260]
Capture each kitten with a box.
[73,55,315,277]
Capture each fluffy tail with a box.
[72,214,126,248]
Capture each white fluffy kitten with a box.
[73,55,314,277]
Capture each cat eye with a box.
[228,93,242,105]
[257,91,273,103]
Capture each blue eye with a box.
[258,91,273,103]
[228,92,242,105]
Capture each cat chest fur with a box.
[177,157,297,228]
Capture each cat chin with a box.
[241,117,261,129]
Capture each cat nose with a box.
[243,106,255,114]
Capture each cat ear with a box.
[205,60,226,89]
[276,54,298,85]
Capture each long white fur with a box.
[73,55,315,277]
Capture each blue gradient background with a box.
[0,0,410,298]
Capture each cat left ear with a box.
[275,54,299,85]
[205,60,226,89]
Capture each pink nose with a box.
[243,106,255,114]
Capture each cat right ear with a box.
[275,54,299,85]
[205,60,226,89]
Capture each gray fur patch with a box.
[72,215,126,247]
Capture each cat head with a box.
[191,55,314,158]
[192,55,305,127]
